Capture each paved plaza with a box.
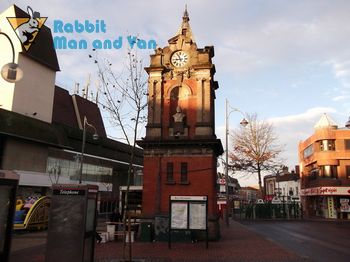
[10,220,305,262]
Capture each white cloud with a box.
[217,107,340,186]
[332,95,350,102]
[268,107,339,168]
[2,1,350,186]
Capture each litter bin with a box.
[140,222,153,242]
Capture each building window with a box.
[166,162,174,182]
[180,162,188,183]
[345,140,350,150]
[309,168,319,180]
[303,145,314,159]
[289,187,294,196]
[46,157,112,182]
[295,187,299,196]
[346,166,350,179]
[320,165,338,178]
[269,183,274,195]
[319,140,335,151]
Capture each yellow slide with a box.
[14,196,50,230]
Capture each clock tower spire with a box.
[174,5,194,42]
[138,8,223,240]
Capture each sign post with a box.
[169,196,208,249]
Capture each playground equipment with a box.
[13,196,50,230]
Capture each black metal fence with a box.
[232,202,302,220]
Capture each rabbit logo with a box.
[7,6,47,51]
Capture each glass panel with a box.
[320,140,335,151]
[83,237,94,262]
[86,199,96,232]
[345,140,350,150]
[189,202,206,230]
[167,163,174,182]
[181,162,188,182]
[346,166,350,179]
[321,165,338,178]
[303,145,314,158]
[171,202,188,229]
[46,157,112,183]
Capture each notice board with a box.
[169,196,208,249]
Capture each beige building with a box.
[0,5,59,123]
[299,114,350,219]
[0,5,143,215]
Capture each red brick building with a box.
[239,187,259,204]
[137,9,223,239]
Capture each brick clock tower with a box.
[137,8,223,239]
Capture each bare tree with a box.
[48,160,61,184]
[90,49,147,261]
[229,113,283,195]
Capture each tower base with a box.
[140,216,221,242]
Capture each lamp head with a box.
[1,62,23,83]
[92,133,99,141]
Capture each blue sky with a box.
[2,0,350,186]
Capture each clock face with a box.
[171,51,189,67]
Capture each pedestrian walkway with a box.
[94,220,307,262]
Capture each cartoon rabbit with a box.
[16,6,40,46]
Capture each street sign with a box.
[271,197,282,204]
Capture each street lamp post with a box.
[224,99,248,227]
[0,31,23,83]
[79,116,98,184]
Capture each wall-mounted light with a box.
[0,31,23,83]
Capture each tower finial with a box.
[183,4,189,22]
[173,4,195,42]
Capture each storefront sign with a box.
[340,198,350,212]
[327,197,337,219]
[53,189,86,195]
[301,187,350,196]
[171,196,207,201]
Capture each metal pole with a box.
[225,99,229,227]
[79,117,86,184]
[0,32,15,63]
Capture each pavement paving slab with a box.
[94,220,305,262]
[10,220,307,262]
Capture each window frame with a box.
[180,162,188,183]
[166,162,174,182]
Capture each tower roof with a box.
[314,113,338,129]
[174,5,195,42]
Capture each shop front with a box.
[301,186,350,219]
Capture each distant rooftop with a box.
[314,113,338,129]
